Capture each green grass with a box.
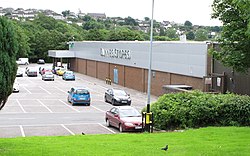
[0,127,249,156]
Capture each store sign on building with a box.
[100,48,131,60]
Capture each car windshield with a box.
[76,89,89,95]
[113,90,127,96]
[66,71,73,75]
[45,72,53,75]
[119,108,141,118]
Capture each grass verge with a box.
[0,127,249,156]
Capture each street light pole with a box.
[145,0,155,132]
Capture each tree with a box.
[165,28,178,39]
[194,29,208,41]
[184,20,193,27]
[211,0,250,72]
[62,10,70,18]
[186,31,195,40]
[0,17,18,110]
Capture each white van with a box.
[16,58,29,65]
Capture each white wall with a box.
[70,41,208,78]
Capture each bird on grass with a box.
[161,145,168,151]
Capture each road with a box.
[0,64,157,138]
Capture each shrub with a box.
[145,91,250,130]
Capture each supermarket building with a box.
[49,41,211,96]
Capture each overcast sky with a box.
[1,0,222,26]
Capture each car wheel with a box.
[104,96,108,102]
[106,119,110,127]
[67,97,70,103]
[119,124,123,132]
[111,99,115,105]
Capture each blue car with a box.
[67,87,91,106]
[62,71,75,81]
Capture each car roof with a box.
[72,87,88,90]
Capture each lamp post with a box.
[145,0,155,132]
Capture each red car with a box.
[105,106,142,132]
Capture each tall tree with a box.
[211,0,250,72]
[195,29,208,41]
[0,17,18,110]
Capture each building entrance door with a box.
[114,69,118,84]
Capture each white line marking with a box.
[59,99,80,113]
[16,99,26,113]
[54,86,67,94]
[61,124,75,135]
[19,125,25,137]
[22,86,32,94]
[8,118,35,120]
[37,99,53,113]
[39,86,52,94]
[90,105,105,113]
[0,123,100,128]
[98,123,116,134]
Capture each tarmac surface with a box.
[0,64,157,138]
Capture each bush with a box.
[145,91,250,130]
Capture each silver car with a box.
[42,71,54,81]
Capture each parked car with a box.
[16,68,23,77]
[56,67,66,76]
[16,58,29,65]
[67,87,91,106]
[37,59,45,64]
[13,79,19,93]
[104,88,131,105]
[42,71,54,81]
[105,106,142,132]
[41,66,52,75]
[62,71,75,80]
[26,67,38,77]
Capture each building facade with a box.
[49,41,210,96]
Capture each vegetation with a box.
[143,91,250,130]
[0,17,18,110]
[1,11,222,63]
[211,0,250,73]
[0,127,249,156]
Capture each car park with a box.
[26,67,38,77]
[37,59,45,64]
[67,87,91,106]
[42,71,54,81]
[105,106,142,132]
[13,79,19,93]
[56,67,67,76]
[16,68,23,77]
[62,71,75,81]
[104,88,131,105]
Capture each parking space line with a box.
[37,99,53,113]
[59,100,80,113]
[22,86,32,94]
[39,86,52,94]
[98,123,116,134]
[90,105,105,113]
[19,125,25,137]
[61,124,75,135]
[54,86,67,94]
[16,99,26,113]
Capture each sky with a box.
[1,0,222,26]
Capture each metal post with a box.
[145,0,155,132]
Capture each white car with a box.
[13,80,19,93]
[16,68,23,77]
[16,58,29,65]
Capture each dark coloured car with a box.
[62,71,75,81]
[67,87,91,106]
[37,59,45,64]
[104,88,131,105]
[105,106,142,132]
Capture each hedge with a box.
[144,91,250,130]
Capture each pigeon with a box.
[161,145,168,151]
[82,132,85,135]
